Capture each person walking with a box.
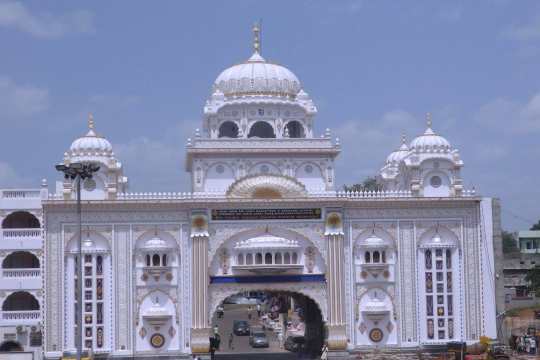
[228,332,234,350]
[257,303,261,317]
[530,336,537,355]
[248,305,252,320]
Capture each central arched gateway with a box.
[209,289,325,357]
[206,227,328,356]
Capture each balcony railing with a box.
[1,190,41,199]
[2,229,42,238]
[1,310,40,320]
[2,268,41,278]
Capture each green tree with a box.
[343,177,382,192]
[530,220,540,231]
[502,231,518,254]
[525,266,540,296]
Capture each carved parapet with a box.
[191,327,211,353]
[327,324,347,350]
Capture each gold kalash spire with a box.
[253,21,261,54]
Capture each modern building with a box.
[0,187,48,358]
[2,27,503,359]
[502,231,540,309]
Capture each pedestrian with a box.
[248,305,252,320]
[213,324,219,335]
[257,303,261,317]
[228,332,234,350]
[217,304,224,319]
[277,331,283,349]
[530,336,537,355]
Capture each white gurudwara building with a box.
[0,27,503,360]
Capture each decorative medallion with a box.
[361,270,368,279]
[383,270,390,279]
[141,273,148,281]
[359,322,367,334]
[139,327,147,338]
[165,272,173,281]
[150,333,165,348]
[369,328,384,343]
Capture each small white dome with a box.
[66,115,114,162]
[386,137,410,165]
[363,234,386,248]
[235,235,299,249]
[141,236,171,251]
[409,113,451,152]
[69,129,113,155]
[410,127,451,153]
[214,52,301,98]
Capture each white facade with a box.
[1,28,502,359]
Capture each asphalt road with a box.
[212,304,286,354]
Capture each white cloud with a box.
[0,1,94,39]
[0,161,31,188]
[503,15,540,42]
[113,121,198,192]
[0,76,49,118]
[473,93,540,133]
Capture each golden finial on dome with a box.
[88,113,95,130]
[426,112,432,128]
[253,21,261,54]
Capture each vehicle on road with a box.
[233,320,250,336]
[284,335,305,352]
[249,331,269,348]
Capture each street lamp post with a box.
[55,162,100,360]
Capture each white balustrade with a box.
[1,190,41,199]
[1,310,41,320]
[2,229,42,238]
[2,268,41,278]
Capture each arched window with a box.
[0,341,23,352]
[364,252,371,263]
[162,254,167,267]
[382,251,386,263]
[146,255,151,266]
[275,253,282,264]
[152,254,160,267]
[246,253,253,265]
[255,253,263,264]
[265,253,273,264]
[292,252,298,264]
[218,121,239,138]
[284,253,291,264]
[2,291,39,311]
[373,251,380,263]
[248,121,275,138]
[2,251,39,268]
[2,211,40,228]
[237,253,244,265]
[284,121,305,138]
[96,256,103,275]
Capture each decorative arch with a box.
[204,162,235,192]
[357,287,396,314]
[2,291,40,311]
[248,121,275,138]
[0,341,23,352]
[208,282,327,322]
[218,121,239,138]
[209,226,327,272]
[2,251,40,268]
[66,230,110,253]
[226,174,307,199]
[136,288,177,324]
[2,211,40,228]
[354,226,397,254]
[418,224,459,249]
[135,229,178,250]
[284,120,305,138]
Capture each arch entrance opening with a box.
[0,341,23,352]
[211,290,324,358]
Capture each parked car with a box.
[284,335,305,352]
[233,320,250,336]
[249,331,269,348]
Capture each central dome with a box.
[213,52,301,98]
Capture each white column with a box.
[190,234,210,353]
[326,233,347,350]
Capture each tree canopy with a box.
[502,231,518,254]
[530,220,540,231]
[343,177,382,192]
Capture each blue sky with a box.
[0,0,539,230]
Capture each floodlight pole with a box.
[55,163,99,360]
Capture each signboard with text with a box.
[211,208,322,221]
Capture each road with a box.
[212,304,285,354]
